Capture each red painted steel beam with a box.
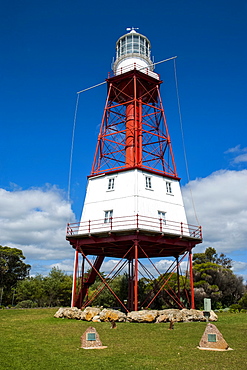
[134,240,139,311]
[189,249,195,309]
[71,249,79,307]
[78,247,132,312]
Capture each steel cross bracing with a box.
[68,66,202,310]
[69,238,196,312]
[91,69,178,177]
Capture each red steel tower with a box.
[67,29,202,311]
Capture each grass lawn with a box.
[0,308,246,370]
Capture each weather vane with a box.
[126,27,139,31]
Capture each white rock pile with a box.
[54,307,218,323]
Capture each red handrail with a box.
[66,214,202,240]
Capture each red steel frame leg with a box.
[189,249,195,309]
[128,259,134,311]
[71,249,79,307]
[134,240,139,311]
[176,256,180,302]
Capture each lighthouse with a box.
[67,28,202,311]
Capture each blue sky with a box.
[0,1,246,280]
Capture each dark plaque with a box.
[208,334,217,342]
[87,332,96,341]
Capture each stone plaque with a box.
[80,326,107,349]
[198,323,233,351]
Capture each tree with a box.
[238,291,247,310]
[193,248,244,309]
[87,273,129,308]
[193,247,232,268]
[44,267,72,307]
[16,267,73,307]
[16,275,46,307]
[0,246,31,306]
[141,272,191,309]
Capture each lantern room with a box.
[113,28,158,79]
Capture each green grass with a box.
[0,309,246,370]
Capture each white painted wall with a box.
[115,58,159,80]
[80,169,188,234]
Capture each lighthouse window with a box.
[117,34,150,58]
[127,43,132,54]
[166,182,172,194]
[133,43,139,53]
[158,211,166,225]
[104,210,113,223]
[133,35,139,53]
[107,178,115,190]
[145,176,152,189]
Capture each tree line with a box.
[0,245,246,310]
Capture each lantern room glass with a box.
[116,34,150,59]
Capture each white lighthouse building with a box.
[67,28,202,311]
[79,28,188,236]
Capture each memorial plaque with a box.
[203,298,211,312]
[87,332,96,341]
[208,334,217,342]
[80,326,107,349]
[198,323,232,351]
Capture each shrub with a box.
[15,300,38,309]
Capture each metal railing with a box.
[66,214,202,240]
[108,62,160,80]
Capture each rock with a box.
[54,307,82,319]
[54,307,218,323]
[92,315,101,322]
[155,309,216,323]
[209,310,218,322]
[198,323,231,351]
[127,310,158,323]
[54,307,65,318]
[81,326,107,349]
[82,307,101,321]
[156,309,181,323]
[99,308,126,322]
[180,309,204,322]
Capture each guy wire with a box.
[173,59,200,225]
[68,93,80,203]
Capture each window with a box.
[158,211,166,225]
[108,178,115,190]
[145,176,152,189]
[166,181,172,194]
[104,210,113,223]
[116,34,150,58]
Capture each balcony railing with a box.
[109,62,160,80]
[66,214,202,240]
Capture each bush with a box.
[238,292,247,309]
[229,303,242,313]
[15,300,38,309]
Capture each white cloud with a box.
[232,261,247,282]
[0,186,76,272]
[182,169,247,257]
[233,153,247,164]
[1,169,247,281]
[225,145,247,165]
[102,259,122,274]
[154,259,188,274]
[49,259,75,274]
[224,145,242,154]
